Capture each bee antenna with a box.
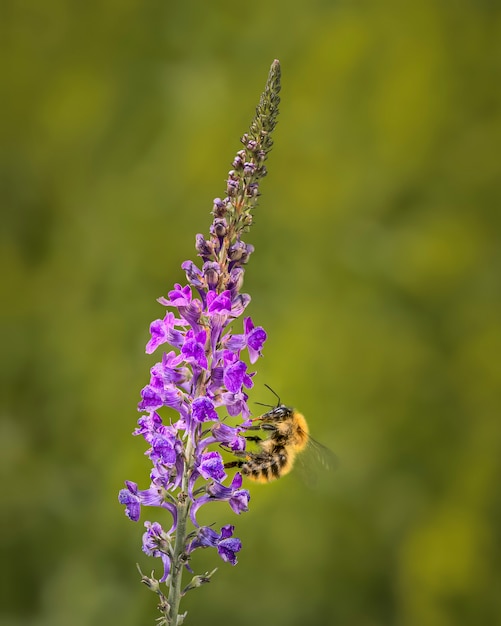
[255,401,274,409]
[264,384,281,406]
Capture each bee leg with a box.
[245,435,263,443]
[224,460,245,469]
[260,423,278,432]
[246,423,278,434]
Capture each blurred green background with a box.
[2,1,501,625]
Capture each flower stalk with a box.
[119,59,281,625]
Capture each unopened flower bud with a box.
[195,234,215,258]
[232,155,243,169]
[210,218,227,238]
[203,261,221,290]
[181,568,217,596]
[228,267,245,293]
[227,179,239,196]
[177,611,188,625]
[239,243,254,265]
[228,240,246,261]
[212,197,226,217]
[246,182,259,197]
[243,162,256,176]
[182,260,204,289]
[243,214,253,228]
[228,241,254,264]
[136,564,166,596]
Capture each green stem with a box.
[167,437,194,625]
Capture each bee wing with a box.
[307,435,339,469]
[295,436,339,488]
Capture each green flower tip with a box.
[249,60,281,148]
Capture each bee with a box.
[224,386,335,483]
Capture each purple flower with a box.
[138,381,188,416]
[192,397,218,423]
[133,411,164,439]
[119,479,179,530]
[207,290,232,314]
[198,451,226,482]
[118,481,141,522]
[142,521,172,582]
[222,390,251,419]
[149,466,183,508]
[208,422,246,452]
[147,433,177,465]
[224,359,254,393]
[149,351,190,388]
[244,317,267,363]
[146,312,186,354]
[224,317,267,363]
[159,280,203,328]
[190,473,250,524]
[165,283,193,307]
[216,525,242,565]
[188,525,242,566]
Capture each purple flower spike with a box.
[119,60,281,623]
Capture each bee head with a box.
[254,385,295,423]
[260,404,294,423]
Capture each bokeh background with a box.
[2,1,501,625]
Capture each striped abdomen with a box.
[241,446,295,483]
